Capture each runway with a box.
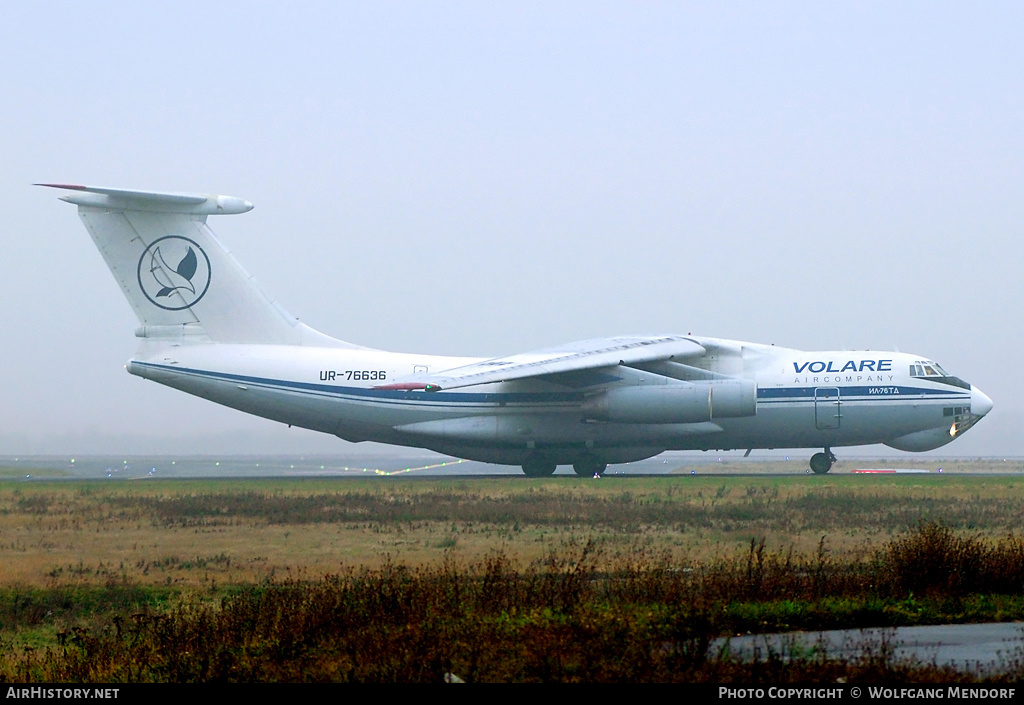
[2,454,1022,480]
[0,453,681,479]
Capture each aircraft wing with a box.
[377,335,706,391]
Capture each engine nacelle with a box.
[582,379,756,424]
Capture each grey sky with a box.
[2,2,1020,456]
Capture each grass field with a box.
[2,468,1023,587]
[2,463,1024,681]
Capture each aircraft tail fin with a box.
[40,184,352,347]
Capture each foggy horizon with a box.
[3,3,1020,460]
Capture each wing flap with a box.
[377,335,706,391]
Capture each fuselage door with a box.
[814,387,841,430]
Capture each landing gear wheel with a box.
[572,456,607,477]
[809,449,836,475]
[522,455,557,477]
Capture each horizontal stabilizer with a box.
[36,184,253,215]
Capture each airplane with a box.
[40,184,993,476]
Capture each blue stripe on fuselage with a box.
[131,361,587,405]
[757,386,969,400]
[134,362,969,410]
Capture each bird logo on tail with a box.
[136,236,212,310]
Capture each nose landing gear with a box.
[809,448,837,475]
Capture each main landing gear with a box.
[521,454,608,477]
[808,448,837,475]
[522,454,557,477]
[572,455,607,477]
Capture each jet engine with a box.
[582,379,756,424]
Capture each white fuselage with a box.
[127,336,990,466]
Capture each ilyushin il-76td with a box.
[41,184,993,476]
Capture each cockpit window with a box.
[910,361,950,377]
[909,361,971,390]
